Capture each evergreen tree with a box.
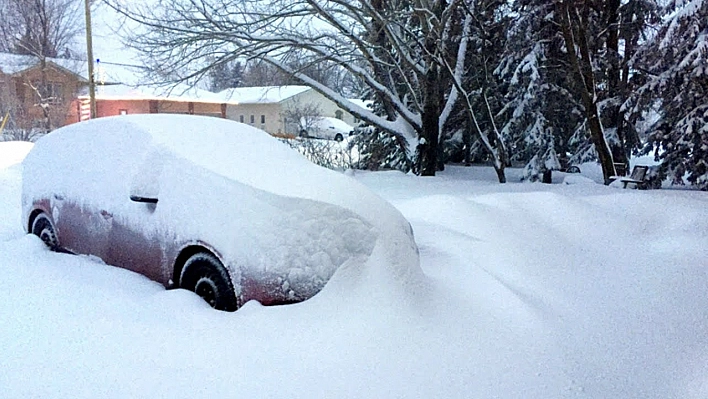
[498,0,660,182]
[496,1,582,181]
[208,61,243,92]
[632,0,708,190]
[589,0,660,173]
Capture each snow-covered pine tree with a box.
[591,0,661,173]
[499,0,660,182]
[351,85,412,173]
[496,1,582,181]
[631,0,708,190]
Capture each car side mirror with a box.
[130,149,163,205]
[130,195,158,204]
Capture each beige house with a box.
[219,86,362,136]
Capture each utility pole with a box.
[84,0,97,119]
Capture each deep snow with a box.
[1,141,707,398]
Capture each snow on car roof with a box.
[313,117,354,133]
[117,114,342,197]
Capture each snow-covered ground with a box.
[1,141,707,398]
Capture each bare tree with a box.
[0,0,84,134]
[282,100,323,137]
[0,0,83,58]
[104,0,510,179]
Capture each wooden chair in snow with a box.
[620,165,649,189]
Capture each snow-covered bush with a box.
[280,136,357,171]
[0,128,46,143]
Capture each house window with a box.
[335,110,343,120]
[119,109,128,115]
[239,115,244,123]
[260,115,266,124]
[47,82,63,103]
[250,115,255,124]
[32,81,64,104]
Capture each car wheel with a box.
[566,166,581,174]
[31,213,59,250]
[334,133,344,142]
[180,252,238,311]
[299,129,309,138]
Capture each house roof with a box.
[0,52,87,81]
[0,52,147,86]
[78,83,225,103]
[0,53,319,105]
[218,86,311,104]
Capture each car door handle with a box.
[100,210,113,220]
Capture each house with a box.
[0,53,229,129]
[77,82,228,121]
[0,52,87,129]
[1,52,367,138]
[218,86,361,136]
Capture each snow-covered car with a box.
[299,117,354,141]
[22,114,418,311]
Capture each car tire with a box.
[566,166,581,174]
[334,133,344,142]
[180,252,238,311]
[31,213,59,250]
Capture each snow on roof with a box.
[78,83,225,103]
[0,52,87,80]
[218,86,311,104]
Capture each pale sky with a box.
[75,2,142,67]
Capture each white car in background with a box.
[22,114,418,311]
[299,117,355,141]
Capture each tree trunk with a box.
[558,1,616,183]
[605,0,628,173]
[494,163,507,183]
[39,56,51,132]
[463,128,471,166]
[367,0,399,122]
[418,0,444,177]
[420,90,440,176]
